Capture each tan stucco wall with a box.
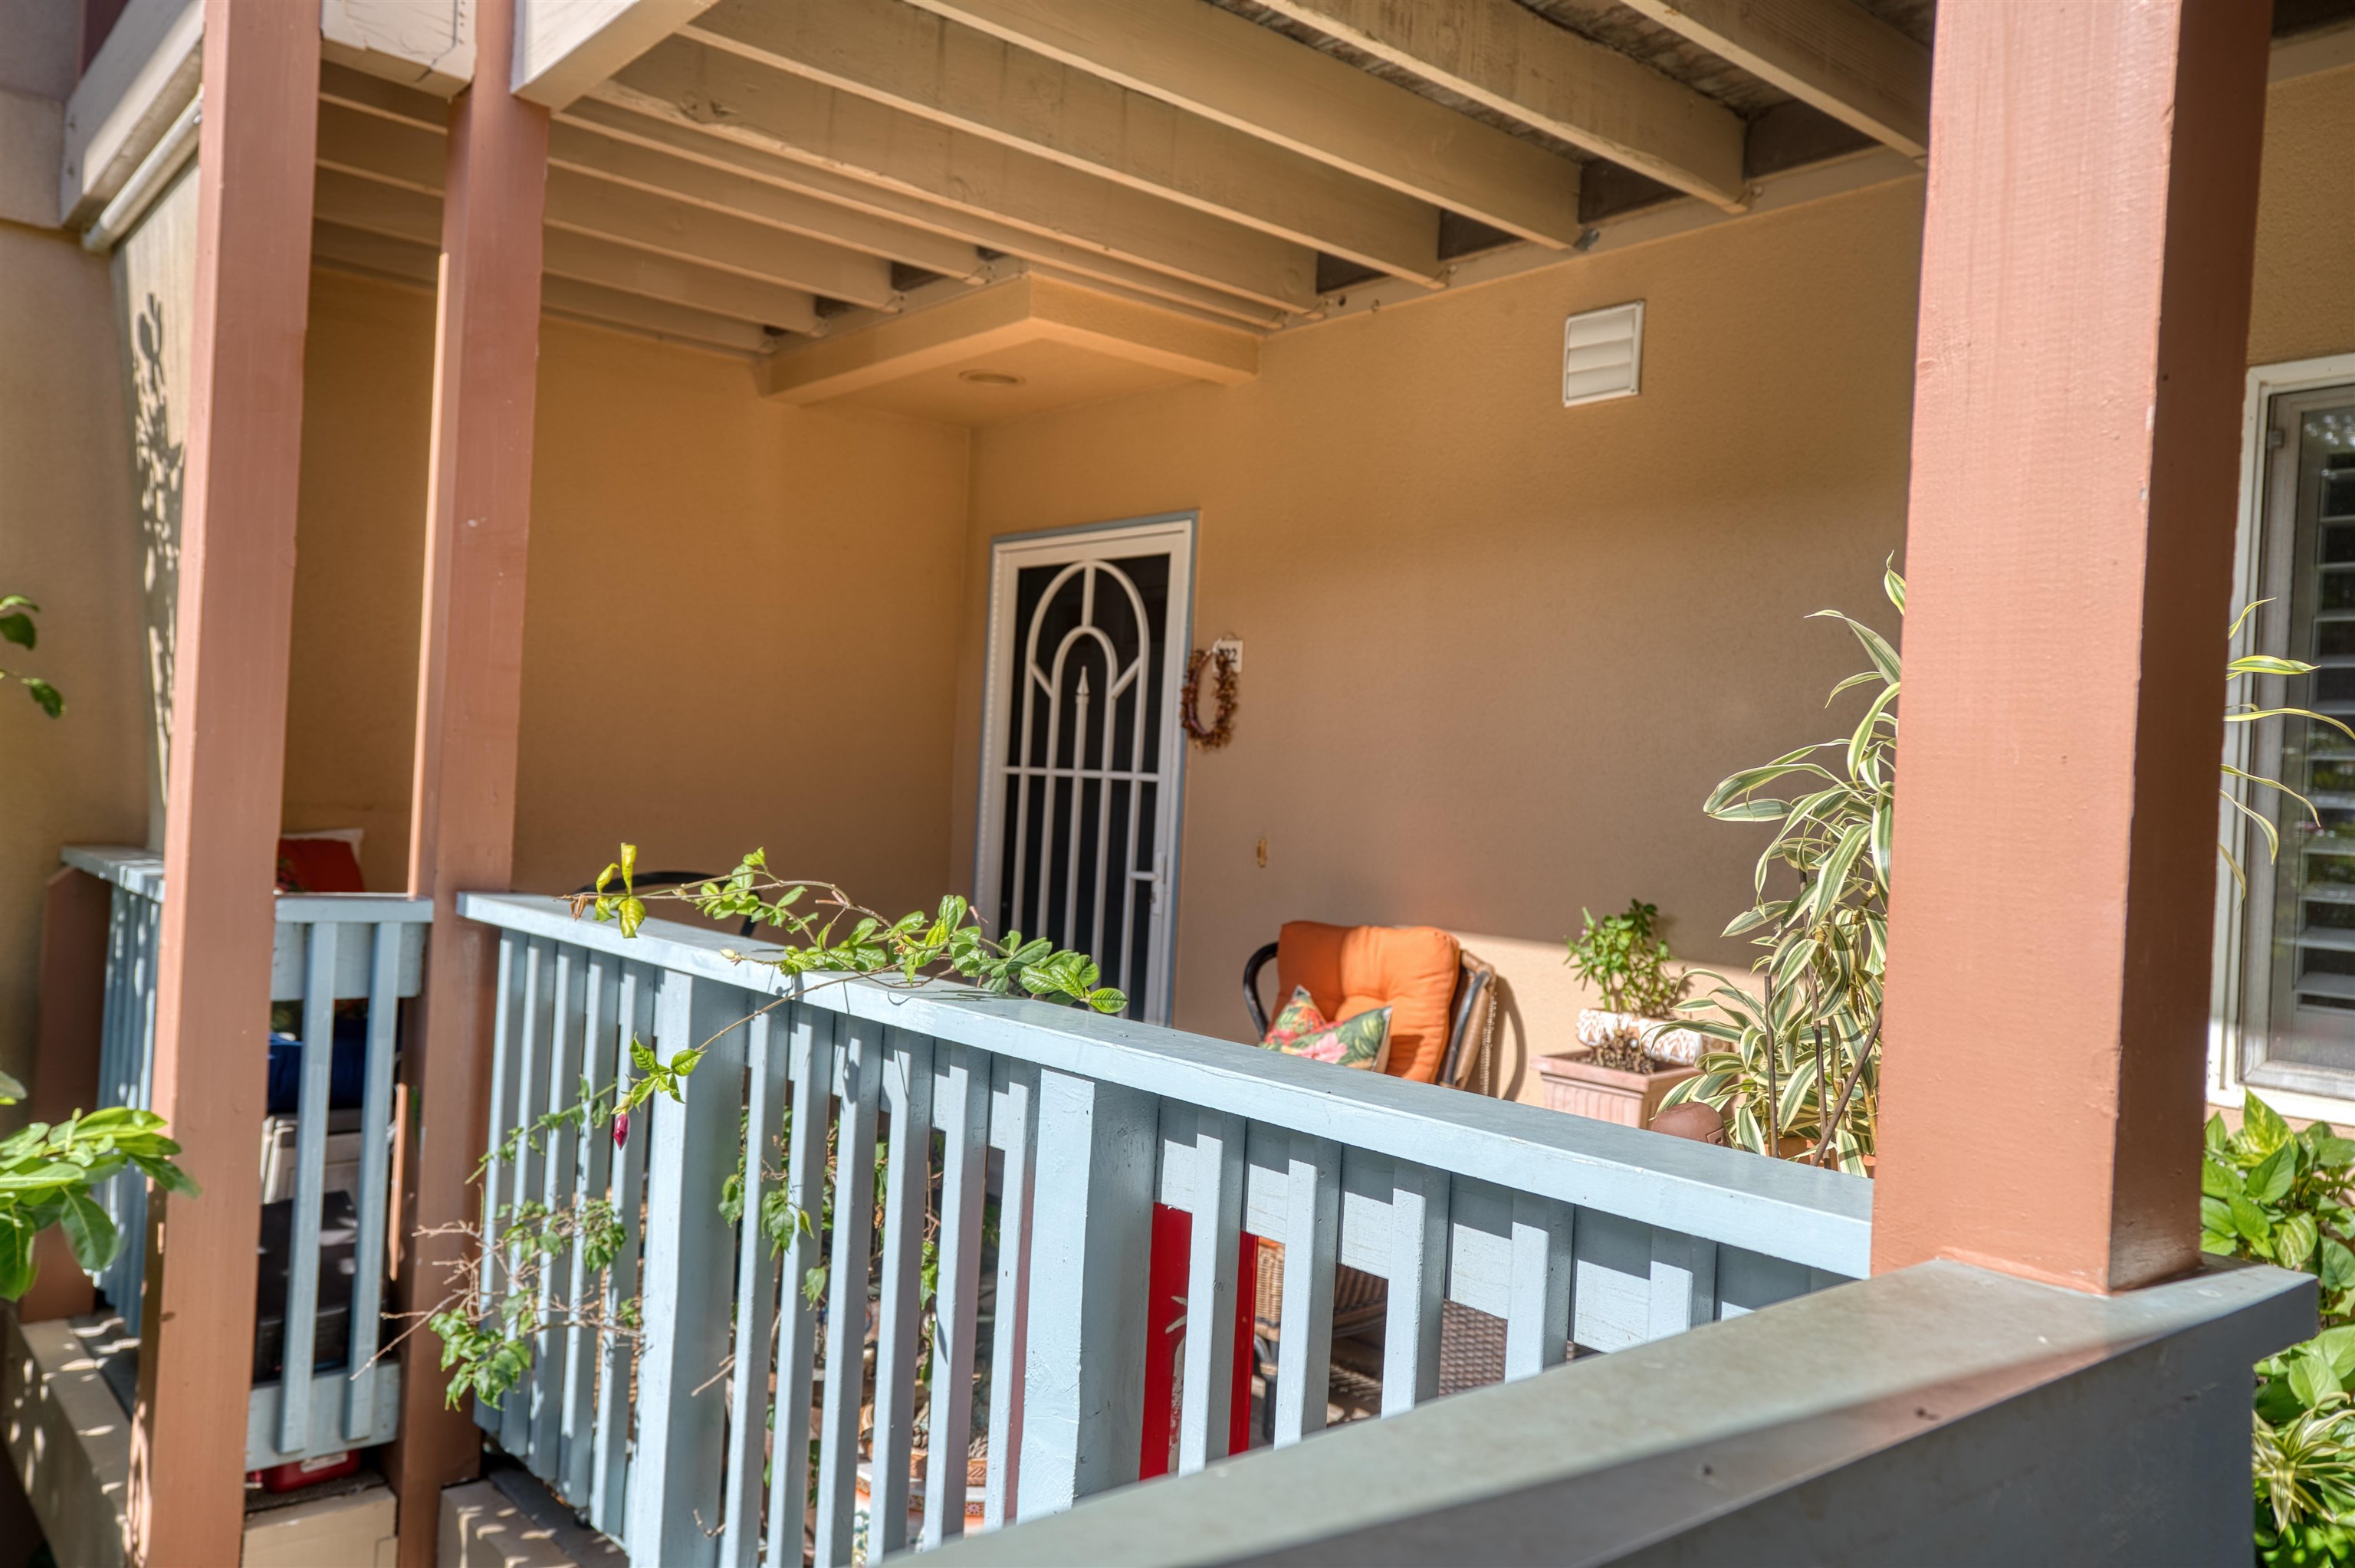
[0,224,146,1096]
[957,179,1930,1090]
[282,268,974,913]
[2249,61,2355,369]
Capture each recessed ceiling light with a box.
[958,369,1024,386]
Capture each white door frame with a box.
[974,512,1197,1024]
[2211,352,2355,1123]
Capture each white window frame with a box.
[2212,352,2355,1123]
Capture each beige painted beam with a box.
[561,97,1286,326]
[58,0,201,226]
[545,167,897,305]
[311,218,781,352]
[317,99,447,192]
[313,165,822,329]
[514,0,718,109]
[685,0,1443,284]
[313,163,445,244]
[550,123,987,279]
[320,58,448,129]
[316,93,985,280]
[760,271,1256,403]
[902,0,1580,248]
[1256,0,1747,212]
[609,39,1317,313]
[321,0,475,97]
[544,224,810,333]
[1618,0,1930,160]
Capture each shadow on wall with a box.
[130,293,182,816]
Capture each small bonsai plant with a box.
[1565,900,1687,1022]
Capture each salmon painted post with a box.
[125,1,320,1560]
[389,0,551,1557]
[1873,0,2275,1291]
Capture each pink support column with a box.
[125,1,318,1560]
[388,2,549,1557]
[1873,0,2273,1293]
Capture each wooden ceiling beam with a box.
[609,38,1319,313]
[561,96,1287,327]
[314,100,898,306]
[1255,0,1748,212]
[548,123,988,280]
[319,59,448,130]
[898,0,1581,249]
[684,0,1444,284]
[1618,0,1931,160]
[545,169,899,307]
[317,86,988,281]
[512,0,717,110]
[312,218,781,353]
[311,166,822,330]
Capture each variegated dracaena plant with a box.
[1660,574,2336,1173]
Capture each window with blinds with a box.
[2245,389,2355,1084]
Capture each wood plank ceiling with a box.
[310,0,1945,364]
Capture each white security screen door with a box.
[976,516,1194,1024]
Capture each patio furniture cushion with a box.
[1260,986,1392,1071]
[1276,921,1461,1083]
[276,833,365,893]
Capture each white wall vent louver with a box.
[1562,301,1644,407]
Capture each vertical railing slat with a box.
[501,937,556,1462]
[871,1028,935,1556]
[1382,1160,1450,1415]
[277,920,341,1452]
[923,1042,994,1547]
[1177,1109,1245,1475]
[477,930,523,1435]
[814,1015,883,1568]
[1019,1071,1158,1515]
[720,1003,788,1568]
[623,973,749,1567]
[1270,1133,1340,1448]
[1504,1195,1575,1380]
[560,950,620,1502]
[529,943,587,1477]
[983,1058,1039,1531]
[1648,1230,1720,1340]
[590,962,652,1538]
[343,922,402,1441]
[766,1003,831,1566]
[93,889,131,1310]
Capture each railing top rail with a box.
[62,845,433,923]
[460,892,1874,1276]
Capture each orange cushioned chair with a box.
[1243,920,1496,1090]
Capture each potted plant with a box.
[1536,900,1699,1128]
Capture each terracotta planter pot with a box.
[1534,1047,1699,1129]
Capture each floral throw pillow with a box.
[1261,985,1392,1072]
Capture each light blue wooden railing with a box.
[62,845,428,1469]
[459,892,1871,1566]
